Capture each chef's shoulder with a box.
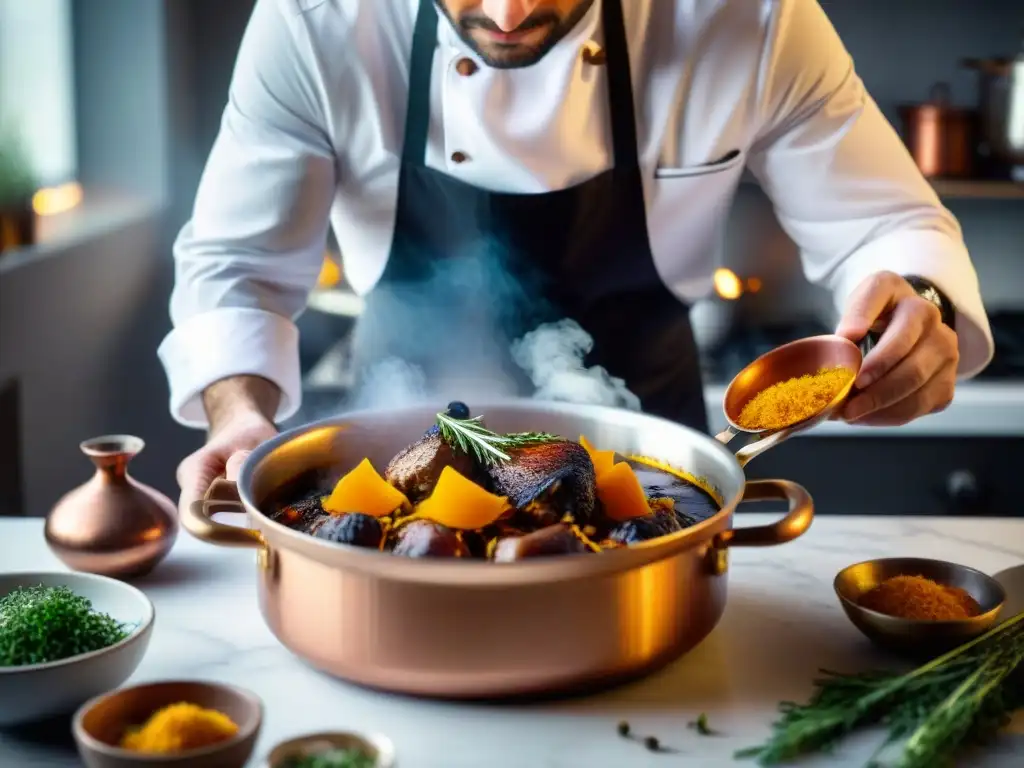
[259,0,410,62]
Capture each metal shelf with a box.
[930,180,1024,200]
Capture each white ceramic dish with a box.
[0,571,154,727]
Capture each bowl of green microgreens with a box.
[266,731,395,768]
[0,571,154,727]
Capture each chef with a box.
[163,0,993,511]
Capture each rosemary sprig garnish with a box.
[435,411,560,466]
[737,609,1024,767]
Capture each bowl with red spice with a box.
[834,557,1006,656]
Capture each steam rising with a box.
[328,240,643,415]
[511,319,641,411]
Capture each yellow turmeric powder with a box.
[120,702,238,754]
[737,365,855,431]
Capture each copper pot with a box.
[899,83,977,178]
[181,401,813,699]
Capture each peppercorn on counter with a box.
[1,515,1021,767]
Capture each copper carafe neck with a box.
[80,435,145,480]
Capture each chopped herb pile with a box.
[278,748,375,768]
[0,585,131,666]
[737,609,1024,767]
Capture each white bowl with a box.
[0,571,154,727]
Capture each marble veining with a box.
[1,515,1022,768]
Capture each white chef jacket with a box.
[158,0,994,429]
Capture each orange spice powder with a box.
[736,366,855,431]
[857,574,982,621]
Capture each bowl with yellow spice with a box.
[834,557,1007,656]
[72,680,262,768]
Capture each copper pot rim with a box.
[196,400,814,586]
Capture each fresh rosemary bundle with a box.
[737,609,1024,767]
[435,408,560,466]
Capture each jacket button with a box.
[582,42,606,66]
[451,151,469,164]
[455,58,478,76]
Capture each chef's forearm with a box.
[202,375,281,435]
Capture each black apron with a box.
[349,0,709,432]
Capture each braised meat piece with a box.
[313,513,385,548]
[391,520,470,558]
[492,523,589,562]
[385,427,479,503]
[607,509,681,545]
[273,496,326,531]
[487,441,597,527]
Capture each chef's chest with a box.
[327,19,759,278]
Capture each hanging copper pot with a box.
[45,435,179,579]
[899,82,977,178]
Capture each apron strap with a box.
[403,0,640,170]
[599,0,640,169]
[403,0,440,166]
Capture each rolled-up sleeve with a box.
[746,0,994,379]
[157,0,336,428]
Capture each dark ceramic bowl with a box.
[834,557,1006,657]
[72,680,262,768]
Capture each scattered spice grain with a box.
[736,366,855,431]
[643,735,661,752]
[857,574,982,621]
[689,712,718,736]
[616,720,631,737]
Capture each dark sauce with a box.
[625,459,721,528]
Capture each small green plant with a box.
[0,124,38,209]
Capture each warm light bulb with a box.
[31,182,83,216]
[713,268,743,300]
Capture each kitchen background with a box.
[1,0,1022,521]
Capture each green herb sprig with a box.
[0,585,131,667]
[435,411,560,466]
[278,748,375,768]
[737,609,1024,767]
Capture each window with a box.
[0,0,77,190]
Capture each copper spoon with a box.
[714,334,874,467]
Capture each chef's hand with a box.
[834,271,958,426]
[175,410,278,514]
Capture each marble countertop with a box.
[2,515,1023,768]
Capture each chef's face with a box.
[439,0,595,69]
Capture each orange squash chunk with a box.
[596,461,651,522]
[416,466,509,530]
[324,458,410,518]
[578,434,617,477]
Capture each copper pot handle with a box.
[182,478,264,549]
[718,479,814,548]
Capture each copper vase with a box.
[45,435,178,578]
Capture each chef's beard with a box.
[435,0,596,70]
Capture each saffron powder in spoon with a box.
[736,365,855,431]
